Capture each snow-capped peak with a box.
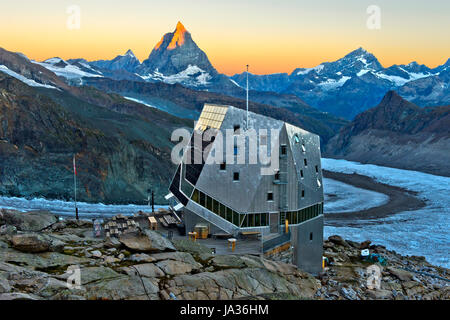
[44,57,66,65]
[167,21,188,50]
[123,49,137,59]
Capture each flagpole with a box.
[73,154,78,220]
[246,64,249,131]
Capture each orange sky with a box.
[0,0,449,75]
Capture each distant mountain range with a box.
[0,42,347,203]
[23,21,449,120]
[0,20,449,201]
[324,91,450,176]
[232,49,450,119]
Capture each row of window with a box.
[191,188,323,228]
[191,189,244,226]
[279,203,323,225]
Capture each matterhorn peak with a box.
[167,21,188,50]
[174,21,187,34]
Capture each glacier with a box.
[0,196,165,220]
[322,158,450,268]
[0,65,59,90]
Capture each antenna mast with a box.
[246,64,249,130]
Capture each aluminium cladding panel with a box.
[168,165,189,206]
[292,214,324,275]
[285,123,324,208]
[183,207,227,235]
[247,125,296,212]
[194,106,285,214]
[185,200,239,235]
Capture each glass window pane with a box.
[213,199,219,214]
[192,189,199,203]
[219,203,225,218]
[255,214,260,227]
[200,192,205,206]
[261,213,267,226]
[248,214,255,227]
[226,207,233,222]
[207,196,213,211]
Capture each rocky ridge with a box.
[0,209,448,300]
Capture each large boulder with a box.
[0,250,92,269]
[155,260,197,276]
[387,267,414,281]
[122,263,165,278]
[85,275,160,300]
[57,266,121,285]
[0,209,57,232]
[328,235,351,248]
[11,233,49,253]
[0,292,41,300]
[165,267,319,300]
[11,233,65,253]
[0,276,11,293]
[171,239,213,261]
[119,230,175,253]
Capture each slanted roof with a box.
[194,104,228,131]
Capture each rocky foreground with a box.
[0,209,448,300]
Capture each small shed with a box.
[148,216,158,230]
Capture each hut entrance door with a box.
[269,213,279,233]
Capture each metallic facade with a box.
[168,104,324,237]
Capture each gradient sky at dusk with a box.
[1,0,449,75]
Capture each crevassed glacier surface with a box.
[322,158,450,268]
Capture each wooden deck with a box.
[169,232,262,255]
[193,237,262,255]
[131,213,263,256]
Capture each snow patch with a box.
[229,79,242,88]
[296,64,324,75]
[123,96,156,108]
[32,60,103,80]
[318,76,351,90]
[357,69,370,77]
[0,65,59,90]
[142,64,211,86]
